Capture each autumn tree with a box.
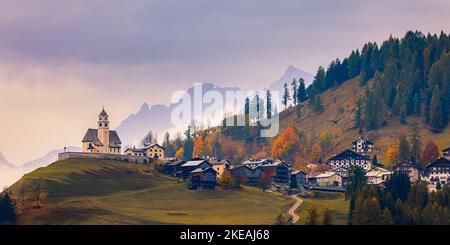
[386,139,399,165]
[218,171,234,190]
[175,147,184,159]
[271,125,300,163]
[192,137,204,158]
[30,179,46,209]
[257,172,272,190]
[422,140,440,166]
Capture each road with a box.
[288,194,303,224]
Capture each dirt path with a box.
[288,194,303,224]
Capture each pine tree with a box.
[409,124,422,163]
[183,126,194,160]
[380,207,394,225]
[162,132,173,157]
[291,79,298,106]
[312,94,324,113]
[266,90,272,119]
[297,78,307,102]
[282,83,290,109]
[429,85,444,132]
[0,192,17,224]
[397,134,410,163]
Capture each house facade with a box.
[423,157,450,189]
[144,144,165,159]
[82,109,122,154]
[209,159,231,180]
[189,167,217,190]
[394,162,421,183]
[180,159,212,179]
[352,137,374,154]
[366,167,392,185]
[309,172,343,187]
[290,170,307,187]
[327,150,372,171]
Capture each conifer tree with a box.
[282,83,290,109]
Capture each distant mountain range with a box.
[0,152,14,168]
[116,65,313,146]
[267,65,314,94]
[21,146,81,171]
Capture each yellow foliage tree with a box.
[193,137,204,157]
[310,143,322,162]
[386,140,399,165]
[175,147,184,159]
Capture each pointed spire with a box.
[99,107,108,117]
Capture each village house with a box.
[394,162,421,183]
[125,143,165,159]
[365,167,392,186]
[259,161,290,184]
[180,158,212,179]
[188,167,217,190]
[422,157,450,190]
[124,147,146,157]
[327,149,372,171]
[247,166,264,186]
[308,172,343,187]
[209,159,231,180]
[290,170,307,188]
[230,165,252,184]
[241,159,272,168]
[352,136,374,154]
[144,143,165,159]
[82,109,122,154]
[163,159,186,177]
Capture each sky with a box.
[0,0,449,165]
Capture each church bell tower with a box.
[98,108,110,153]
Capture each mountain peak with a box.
[138,103,150,113]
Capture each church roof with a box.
[82,128,121,147]
[99,109,108,117]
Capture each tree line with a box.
[347,166,450,225]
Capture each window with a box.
[99,123,102,127]
[105,123,108,127]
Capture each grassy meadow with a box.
[10,158,294,225]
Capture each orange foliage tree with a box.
[271,125,300,163]
[422,140,440,166]
[192,137,204,157]
[175,147,184,159]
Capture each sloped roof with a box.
[144,143,165,150]
[82,129,103,146]
[394,161,421,169]
[315,172,339,178]
[210,159,230,166]
[191,167,216,174]
[82,128,121,147]
[426,157,450,169]
[99,109,108,117]
[442,147,450,152]
[182,159,210,167]
[167,160,186,166]
[291,170,306,175]
[328,150,370,161]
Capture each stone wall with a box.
[58,152,150,164]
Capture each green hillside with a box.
[9,158,293,225]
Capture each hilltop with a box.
[8,158,293,225]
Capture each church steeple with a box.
[98,108,109,129]
[97,108,110,152]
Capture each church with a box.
[82,109,122,154]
